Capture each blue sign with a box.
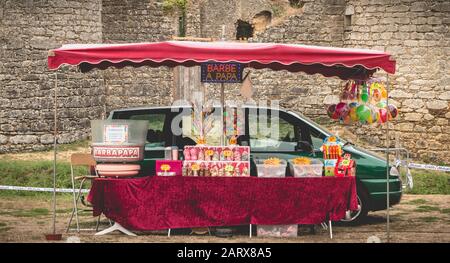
[201,62,244,83]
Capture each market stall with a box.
[48,41,395,239]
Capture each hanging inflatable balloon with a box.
[376,101,387,109]
[356,105,371,123]
[371,88,381,103]
[328,79,398,125]
[380,84,388,99]
[349,101,359,108]
[327,104,337,119]
[349,106,359,122]
[365,105,377,124]
[360,83,369,103]
[388,104,398,119]
[340,114,352,125]
[335,102,350,119]
[378,108,389,123]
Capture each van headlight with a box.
[390,166,399,177]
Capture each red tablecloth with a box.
[87,176,357,231]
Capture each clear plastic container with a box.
[255,159,287,178]
[91,119,149,145]
[289,159,323,177]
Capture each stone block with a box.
[402,99,424,109]
[396,122,414,131]
[438,91,450,100]
[0,135,8,144]
[40,134,54,144]
[411,2,429,12]
[390,89,413,98]
[9,135,39,144]
[436,118,448,126]
[323,95,339,105]
[427,17,442,25]
[426,100,448,110]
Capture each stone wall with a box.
[101,0,176,111]
[199,0,274,40]
[0,0,104,153]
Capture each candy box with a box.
[257,225,298,237]
[255,158,287,178]
[335,155,356,177]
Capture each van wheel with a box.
[341,188,369,224]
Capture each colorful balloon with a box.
[335,102,350,118]
[349,107,358,122]
[378,108,389,123]
[360,83,369,103]
[372,89,381,103]
[349,102,359,108]
[380,86,388,99]
[366,106,377,124]
[361,91,369,103]
[340,115,352,125]
[388,104,398,118]
[356,105,371,122]
[376,101,387,109]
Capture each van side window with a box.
[248,111,297,151]
[128,113,166,146]
[310,127,326,150]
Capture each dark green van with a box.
[109,105,402,223]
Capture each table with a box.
[87,176,358,232]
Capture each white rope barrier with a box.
[0,185,89,193]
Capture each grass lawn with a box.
[404,169,450,195]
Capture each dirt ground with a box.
[0,194,449,243]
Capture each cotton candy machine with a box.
[90,120,148,177]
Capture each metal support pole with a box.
[329,220,333,239]
[386,74,390,243]
[249,224,252,238]
[221,83,225,146]
[52,73,58,235]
